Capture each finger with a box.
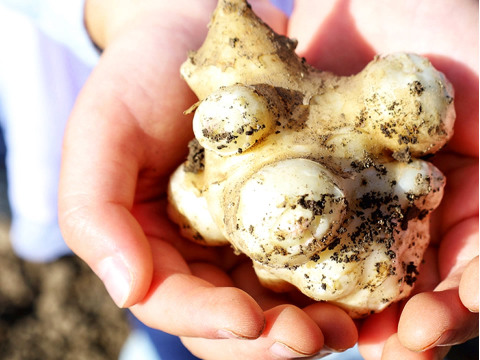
[58,7,213,307]
[189,262,235,287]
[437,216,479,283]
[58,150,153,308]
[289,0,375,75]
[430,152,477,175]
[398,289,479,352]
[230,261,290,310]
[358,305,399,359]
[264,305,324,358]
[302,302,358,352]
[429,158,478,244]
[290,0,478,74]
[399,220,479,353]
[381,333,451,360]
[130,238,265,339]
[58,84,158,307]
[437,164,478,236]
[231,263,358,354]
[459,256,479,312]
[131,197,232,265]
[428,56,479,157]
[182,304,324,360]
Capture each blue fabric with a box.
[270,0,294,16]
[127,313,201,360]
[119,329,162,360]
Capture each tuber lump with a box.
[167,0,455,317]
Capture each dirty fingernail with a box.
[96,256,132,307]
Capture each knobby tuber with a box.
[167,0,455,317]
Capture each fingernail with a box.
[270,342,311,359]
[96,256,132,307]
[217,318,265,340]
[217,329,254,340]
[422,330,456,351]
[293,346,339,359]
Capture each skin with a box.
[58,0,478,359]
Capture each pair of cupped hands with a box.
[58,0,478,359]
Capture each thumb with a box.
[59,0,215,307]
[58,81,153,307]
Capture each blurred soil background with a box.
[0,154,130,359]
[0,142,476,359]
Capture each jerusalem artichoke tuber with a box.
[167,0,455,317]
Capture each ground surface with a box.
[0,219,130,360]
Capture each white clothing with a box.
[0,0,98,261]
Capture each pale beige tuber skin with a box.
[167,0,455,318]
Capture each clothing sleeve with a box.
[0,0,99,66]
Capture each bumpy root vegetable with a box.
[167,0,455,317]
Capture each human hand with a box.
[289,0,478,358]
[58,0,358,359]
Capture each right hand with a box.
[289,1,479,358]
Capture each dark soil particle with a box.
[392,147,412,163]
[184,138,205,173]
[229,37,239,48]
[400,205,429,231]
[297,194,327,216]
[404,261,419,286]
[358,191,396,210]
[385,249,396,259]
[310,254,320,262]
[327,237,341,251]
[409,80,425,96]
[202,128,238,144]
